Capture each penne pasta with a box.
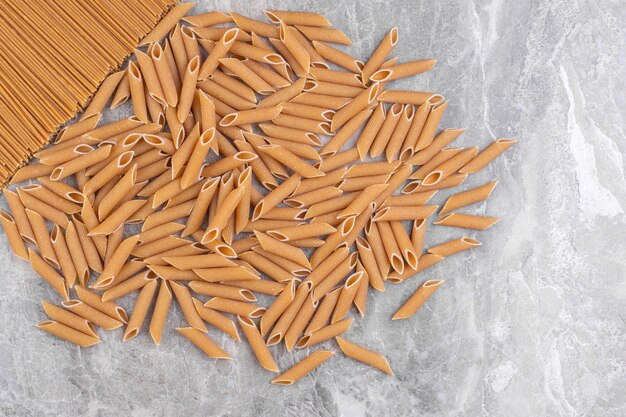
[370,58,436,82]
[204,297,266,318]
[198,28,239,80]
[260,278,297,336]
[192,298,240,341]
[355,237,385,291]
[176,327,231,359]
[41,301,97,338]
[434,213,500,230]
[0,210,28,260]
[50,224,77,287]
[411,219,428,255]
[440,181,497,214]
[386,253,445,283]
[189,281,256,302]
[266,281,311,346]
[25,209,58,268]
[255,231,311,269]
[331,272,363,323]
[36,321,100,348]
[372,205,439,222]
[335,337,394,375]
[170,281,208,333]
[149,279,173,345]
[428,237,482,257]
[284,293,318,351]
[378,90,438,105]
[459,139,517,173]
[271,350,335,385]
[123,278,158,341]
[390,221,419,269]
[238,316,279,372]
[392,279,444,320]
[296,318,352,349]
[252,173,301,220]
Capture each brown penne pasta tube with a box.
[41,301,98,338]
[266,282,311,346]
[386,253,445,283]
[272,350,335,385]
[194,266,260,282]
[18,190,70,229]
[260,278,297,336]
[239,316,279,372]
[440,181,497,214]
[331,272,362,323]
[36,321,100,348]
[434,213,500,230]
[296,317,352,349]
[355,237,385,291]
[392,279,444,320]
[149,280,173,345]
[199,28,239,80]
[204,297,266,318]
[192,298,240,341]
[336,337,394,375]
[459,139,517,173]
[176,327,231,359]
[370,58,436,82]
[0,209,28,260]
[220,106,283,127]
[123,279,158,342]
[428,237,482,257]
[223,279,286,296]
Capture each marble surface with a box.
[1,0,625,416]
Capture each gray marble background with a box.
[1,0,625,416]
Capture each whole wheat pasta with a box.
[353,261,369,316]
[369,103,402,158]
[198,28,239,80]
[338,184,388,219]
[310,211,344,227]
[194,266,260,282]
[198,79,256,110]
[224,279,285,296]
[193,27,250,42]
[317,148,360,173]
[265,10,331,27]
[252,173,301,220]
[136,223,183,246]
[241,60,289,90]
[173,57,202,122]
[385,105,415,162]
[100,235,140,283]
[428,237,482,257]
[147,279,172,345]
[62,299,122,330]
[322,108,373,157]
[258,145,324,178]
[389,221,418,269]
[269,37,307,78]
[191,298,240,341]
[291,92,352,110]
[339,176,390,196]
[434,213,499,230]
[344,161,400,178]
[238,251,293,283]
[257,77,307,108]
[331,83,379,133]
[110,71,130,110]
[373,205,439,222]
[181,26,201,61]
[49,145,112,181]
[409,148,464,180]
[296,317,352,349]
[207,70,257,104]
[244,219,304,232]
[255,231,311,269]
[167,281,208,333]
[143,243,208,266]
[355,236,386,291]
[140,3,195,45]
[251,245,310,277]
[266,281,311,346]
[123,278,157,342]
[303,80,363,99]
[141,199,194,232]
[370,58,436,83]
[41,301,97,338]
[285,26,328,68]
[133,235,190,258]
[421,147,478,186]
[459,139,517,173]
[219,57,275,94]
[55,114,101,143]
[283,293,318,351]
[279,23,310,74]
[171,123,200,178]
[81,70,125,120]
[343,202,375,248]
[37,177,83,204]
[96,167,138,221]
[0,210,28,260]
[82,151,134,195]
[237,316,279,372]
[202,187,245,243]
[335,337,393,375]
[284,186,342,208]
[331,272,362,323]
[152,178,191,208]
[378,90,437,105]
[306,285,342,334]
[271,350,335,385]
[266,223,336,242]
[24,209,58,268]
[373,164,413,207]
[265,137,321,162]
[89,199,146,236]
[229,11,279,38]
[36,321,100,348]
[260,278,297,336]
[39,144,95,167]
[295,24,351,45]
[183,10,232,26]
[272,113,333,136]
[231,236,259,253]
[4,190,36,244]
[64,222,90,287]
[402,173,468,194]
[411,219,428,256]
[10,164,56,185]
[135,49,167,106]
[293,167,346,195]
[312,40,362,72]
[102,270,157,302]
[104,225,124,265]
[360,27,399,81]
[304,193,357,219]
[204,297,266,318]
[311,253,358,300]
[309,66,363,88]
[392,279,444,320]
[220,106,283,127]
[233,140,276,190]
[189,281,256,303]
[176,327,231,359]
[180,128,215,189]
[148,264,199,281]
[400,98,439,159]
[279,102,334,122]
[257,123,321,146]
[50,224,77,287]
[365,220,391,280]
[440,181,497,214]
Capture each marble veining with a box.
[0,0,624,416]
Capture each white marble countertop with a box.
[1,0,625,416]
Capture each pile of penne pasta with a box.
[0,5,515,385]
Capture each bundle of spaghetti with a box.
[0,0,177,186]
[0,6,516,386]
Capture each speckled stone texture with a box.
[0,0,624,416]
